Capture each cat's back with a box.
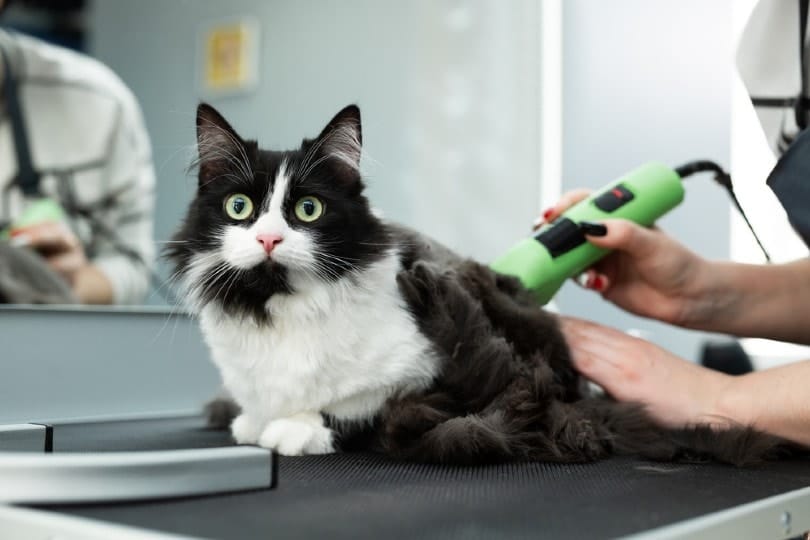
[386,222,466,271]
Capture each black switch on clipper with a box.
[593,184,635,212]
[534,218,587,258]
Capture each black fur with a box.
[189,103,792,466]
[373,259,791,466]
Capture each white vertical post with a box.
[539,0,563,212]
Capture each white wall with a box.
[90,0,742,362]
[557,0,736,361]
[89,0,547,305]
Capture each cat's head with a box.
[167,103,390,322]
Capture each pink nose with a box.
[256,234,283,255]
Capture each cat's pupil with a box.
[233,198,245,214]
[302,200,315,216]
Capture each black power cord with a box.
[675,160,771,262]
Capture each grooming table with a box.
[0,415,808,539]
[2,307,810,539]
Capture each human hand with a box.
[10,221,88,285]
[560,317,734,429]
[535,191,711,327]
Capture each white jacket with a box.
[738,0,809,155]
[0,30,155,304]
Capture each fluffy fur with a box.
[171,103,790,466]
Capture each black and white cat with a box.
[168,103,785,465]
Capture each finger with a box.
[12,222,77,252]
[572,269,610,292]
[560,318,629,386]
[561,317,649,367]
[533,189,592,229]
[47,251,84,280]
[580,219,661,259]
[573,269,596,289]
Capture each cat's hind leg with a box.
[203,390,241,429]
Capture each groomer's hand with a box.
[561,317,734,428]
[535,192,712,328]
[11,221,88,285]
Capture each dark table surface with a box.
[35,416,810,539]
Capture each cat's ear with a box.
[196,103,247,187]
[313,105,362,181]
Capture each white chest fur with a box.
[199,252,439,426]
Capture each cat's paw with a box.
[230,413,263,444]
[258,413,335,456]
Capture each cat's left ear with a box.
[314,105,362,180]
[196,103,249,188]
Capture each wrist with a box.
[676,259,730,329]
[73,264,114,304]
[711,374,754,428]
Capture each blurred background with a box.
[2,0,807,365]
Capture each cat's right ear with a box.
[196,103,246,187]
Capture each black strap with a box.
[1,44,40,196]
[795,0,810,129]
[754,1,810,118]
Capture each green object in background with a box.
[490,162,685,305]
[0,198,67,240]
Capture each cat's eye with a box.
[224,193,254,220]
[294,196,324,223]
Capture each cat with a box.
[170,103,787,466]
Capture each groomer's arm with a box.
[721,359,810,445]
[562,317,810,447]
[698,258,810,345]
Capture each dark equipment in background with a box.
[0,0,86,51]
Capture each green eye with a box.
[224,193,254,220]
[294,196,324,223]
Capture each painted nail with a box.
[542,208,555,220]
[579,221,607,236]
[592,275,606,291]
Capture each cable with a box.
[675,160,771,262]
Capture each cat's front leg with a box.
[230,412,264,444]
[258,412,335,456]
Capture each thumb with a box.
[582,219,659,259]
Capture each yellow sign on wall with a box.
[201,18,259,95]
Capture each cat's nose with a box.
[256,233,283,255]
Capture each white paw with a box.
[230,413,263,444]
[258,414,335,456]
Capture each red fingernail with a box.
[542,208,554,220]
[592,276,606,291]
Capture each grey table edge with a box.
[623,484,810,540]
[0,446,274,505]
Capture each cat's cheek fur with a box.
[220,226,266,270]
